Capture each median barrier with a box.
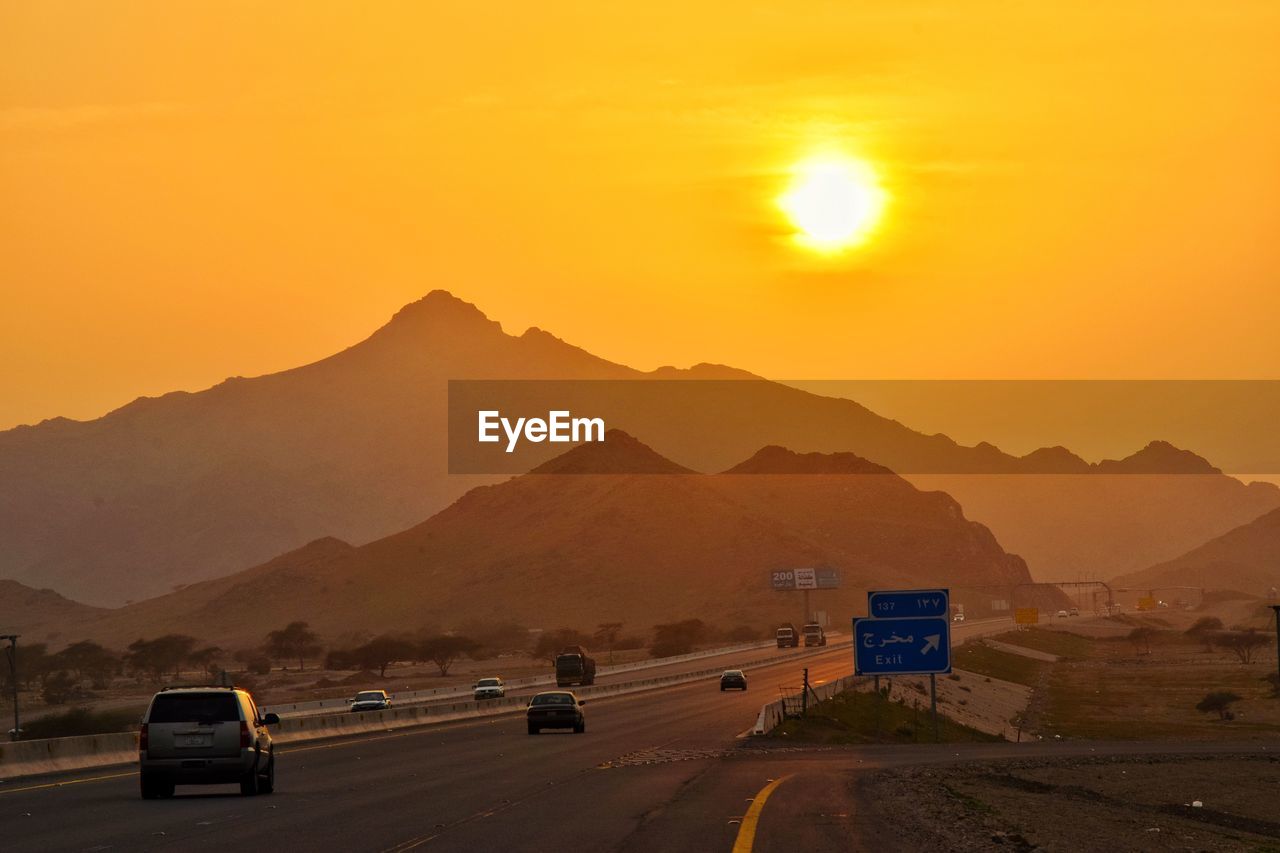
[0,731,138,780]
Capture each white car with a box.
[1056,610,1069,619]
[473,677,506,700]
[349,690,392,712]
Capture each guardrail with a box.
[265,636,798,718]
[0,639,847,780]
[275,639,849,743]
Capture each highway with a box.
[268,637,845,719]
[0,619,1118,852]
[0,644,854,852]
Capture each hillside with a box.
[0,580,105,641]
[2,291,1276,604]
[52,436,1036,648]
[1112,507,1280,596]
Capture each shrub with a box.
[22,706,142,739]
[42,671,78,705]
[1196,691,1242,720]
[243,655,272,676]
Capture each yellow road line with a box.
[0,770,134,796]
[731,774,793,853]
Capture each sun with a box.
[778,155,887,252]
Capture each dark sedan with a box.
[527,691,585,734]
[720,670,747,691]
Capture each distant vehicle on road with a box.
[138,685,279,799]
[719,670,747,691]
[1069,607,1080,617]
[349,690,392,712]
[802,622,827,647]
[775,623,799,648]
[473,677,506,700]
[952,612,966,623]
[527,690,585,734]
[554,646,596,687]
[1056,610,1069,619]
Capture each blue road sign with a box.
[867,588,949,619]
[853,616,952,675]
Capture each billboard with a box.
[771,568,839,590]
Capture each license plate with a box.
[181,735,210,747]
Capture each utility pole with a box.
[1270,606,1280,690]
[2,634,17,741]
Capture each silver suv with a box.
[138,686,279,799]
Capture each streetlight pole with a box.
[2,634,17,741]
[1270,607,1280,692]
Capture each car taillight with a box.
[139,723,148,753]
[240,721,251,748]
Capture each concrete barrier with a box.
[0,732,138,780]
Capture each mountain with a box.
[0,292,637,605]
[1112,507,1280,596]
[51,437,1036,648]
[911,457,1280,581]
[2,291,1276,603]
[0,580,105,642]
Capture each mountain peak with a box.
[723,445,895,475]
[1097,440,1220,475]
[1018,445,1091,473]
[529,429,695,474]
[381,290,505,336]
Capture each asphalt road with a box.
[0,619,1028,852]
[0,643,855,852]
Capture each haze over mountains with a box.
[1113,507,1280,596]
[1,291,1276,606]
[41,435,1036,647]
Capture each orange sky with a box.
[2,2,1278,430]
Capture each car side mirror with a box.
[263,713,280,725]
[578,700,586,706]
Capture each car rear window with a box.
[531,693,574,705]
[148,693,240,723]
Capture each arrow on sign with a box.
[921,635,941,655]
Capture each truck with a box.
[775,623,799,648]
[802,622,826,647]
[554,646,597,687]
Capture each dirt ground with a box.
[853,753,1280,852]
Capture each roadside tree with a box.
[1216,629,1271,664]
[418,635,479,676]
[265,622,323,671]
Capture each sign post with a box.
[855,589,952,742]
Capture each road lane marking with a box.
[730,774,793,853]
[0,770,134,796]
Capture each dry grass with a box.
[1036,630,1280,740]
